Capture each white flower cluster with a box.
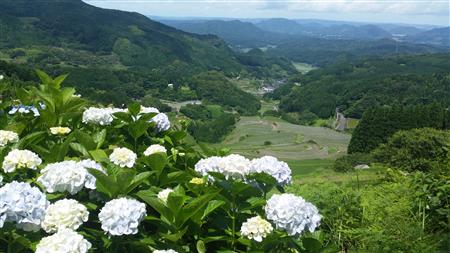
[109,147,137,168]
[2,149,42,173]
[0,130,19,147]
[38,160,104,195]
[41,199,89,233]
[264,194,321,236]
[99,198,146,235]
[78,159,105,189]
[157,188,173,204]
[240,216,273,242]
[151,113,171,132]
[0,181,48,231]
[250,156,292,185]
[50,126,71,135]
[36,228,92,253]
[82,107,126,125]
[195,154,252,180]
[194,154,292,184]
[144,144,167,156]
[153,250,178,253]
[140,106,160,114]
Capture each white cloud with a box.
[84,0,450,25]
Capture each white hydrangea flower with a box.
[140,106,160,114]
[144,144,167,156]
[194,154,252,180]
[36,228,92,253]
[41,199,89,233]
[157,188,173,204]
[265,193,321,236]
[50,126,71,135]
[0,181,48,231]
[109,147,137,168]
[2,149,42,173]
[37,161,93,194]
[240,216,273,242]
[0,130,19,147]
[78,159,105,189]
[151,113,171,132]
[82,107,126,125]
[99,198,146,235]
[153,250,178,253]
[250,156,292,185]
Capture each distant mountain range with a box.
[159,17,449,49]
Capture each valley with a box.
[0,1,449,252]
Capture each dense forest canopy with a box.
[275,53,450,118]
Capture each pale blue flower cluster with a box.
[151,113,171,132]
[195,154,292,184]
[250,156,292,185]
[8,105,40,116]
[264,193,321,236]
[37,160,104,195]
[99,198,147,235]
[0,181,48,231]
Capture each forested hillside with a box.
[275,53,450,118]
[0,0,290,108]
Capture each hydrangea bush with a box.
[0,72,322,252]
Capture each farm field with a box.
[212,115,350,160]
[292,62,317,74]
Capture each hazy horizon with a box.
[84,0,450,27]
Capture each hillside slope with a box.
[0,0,242,72]
[274,53,450,118]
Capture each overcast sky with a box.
[83,0,450,26]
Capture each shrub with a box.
[264,141,272,146]
[333,153,373,172]
[0,71,323,252]
[348,104,450,153]
[372,128,450,172]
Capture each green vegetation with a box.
[212,115,350,160]
[180,104,237,142]
[268,37,447,66]
[292,62,316,74]
[373,128,450,172]
[276,53,450,118]
[348,104,450,153]
[284,127,450,252]
[190,71,261,115]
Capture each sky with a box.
[83,0,450,26]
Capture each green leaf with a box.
[113,111,133,122]
[181,193,218,224]
[74,130,96,150]
[69,142,90,157]
[88,168,118,198]
[301,237,323,253]
[125,171,154,194]
[196,240,206,253]
[36,69,53,85]
[166,193,186,217]
[17,131,46,149]
[144,153,167,173]
[89,149,109,163]
[128,102,141,116]
[136,190,173,221]
[93,129,107,149]
[128,120,150,140]
[116,169,136,193]
[202,200,226,219]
